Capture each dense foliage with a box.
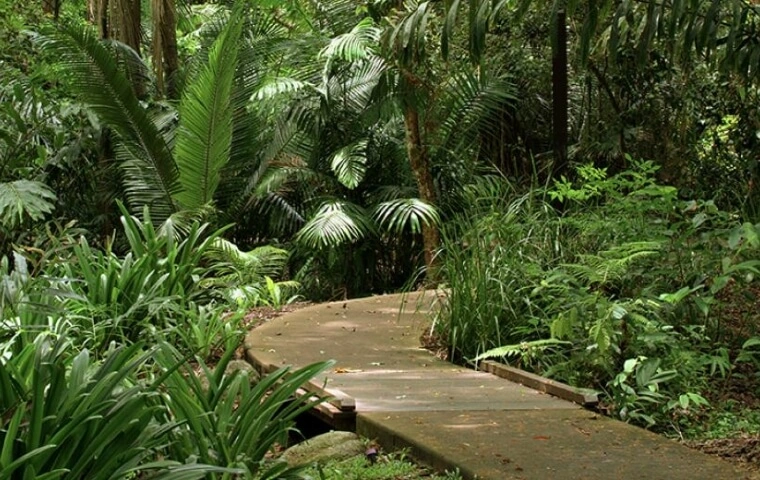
[1,0,760,474]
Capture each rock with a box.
[280,431,365,466]
[223,359,260,383]
[200,360,260,391]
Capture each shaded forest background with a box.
[2,0,760,475]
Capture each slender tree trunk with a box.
[112,0,146,97]
[402,104,440,272]
[118,0,142,55]
[87,0,97,22]
[161,0,178,98]
[97,0,110,38]
[152,0,179,99]
[42,0,61,20]
[552,7,569,174]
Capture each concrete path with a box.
[245,291,755,480]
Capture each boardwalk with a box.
[245,291,754,480]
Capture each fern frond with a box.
[474,338,571,362]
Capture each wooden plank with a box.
[480,360,599,407]
[244,349,357,426]
[300,382,356,412]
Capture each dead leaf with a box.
[334,367,363,374]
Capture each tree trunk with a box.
[97,0,110,38]
[119,0,142,55]
[552,7,569,175]
[42,0,54,14]
[152,0,179,99]
[402,104,440,272]
[42,0,61,20]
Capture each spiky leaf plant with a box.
[0,338,237,479]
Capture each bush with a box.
[436,162,760,430]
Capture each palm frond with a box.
[253,77,312,101]
[437,70,517,155]
[330,140,368,189]
[296,200,376,248]
[339,55,388,113]
[0,180,56,229]
[319,17,380,63]
[206,239,290,281]
[35,26,178,221]
[173,7,244,210]
[374,198,439,235]
[383,1,435,67]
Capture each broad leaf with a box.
[330,140,368,189]
[0,180,56,228]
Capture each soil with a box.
[241,301,314,330]
[688,436,760,471]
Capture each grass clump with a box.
[306,451,461,480]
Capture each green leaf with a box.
[35,26,178,221]
[174,6,244,210]
[296,201,375,248]
[0,180,56,228]
[330,140,368,189]
[374,198,439,235]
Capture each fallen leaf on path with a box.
[533,435,551,440]
[334,367,363,373]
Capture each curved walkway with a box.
[245,291,754,480]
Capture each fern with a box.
[569,241,662,285]
[474,338,571,362]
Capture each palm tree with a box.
[250,4,516,290]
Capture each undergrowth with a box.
[435,160,760,434]
[306,451,461,480]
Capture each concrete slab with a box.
[245,291,752,479]
[358,410,756,480]
[246,291,574,412]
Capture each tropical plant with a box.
[435,162,760,429]
[35,3,245,223]
[0,337,236,479]
[48,205,227,346]
[156,342,332,479]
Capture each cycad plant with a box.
[35,3,246,224]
